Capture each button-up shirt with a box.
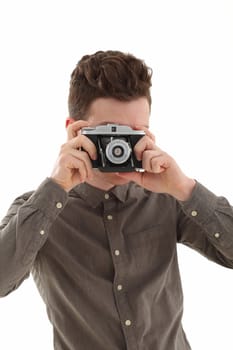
[0,178,233,350]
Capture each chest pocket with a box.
[123,223,177,256]
[123,224,163,249]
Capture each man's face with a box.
[84,97,150,188]
[87,97,150,129]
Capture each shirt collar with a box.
[70,182,131,208]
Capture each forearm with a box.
[177,182,233,267]
[0,178,68,296]
[170,177,196,201]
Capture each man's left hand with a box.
[117,127,196,201]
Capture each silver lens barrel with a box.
[105,139,131,164]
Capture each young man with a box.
[0,50,232,350]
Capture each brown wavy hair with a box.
[68,50,153,120]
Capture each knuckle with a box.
[70,135,81,148]
[77,150,88,161]
[59,146,67,157]
[58,156,67,168]
[75,134,87,147]
[60,142,67,150]
[59,153,69,163]
[79,134,88,143]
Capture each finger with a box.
[150,157,165,173]
[142,149,162,171]
[134,125,156,142]
[143,152,169,173]
[69,135,97,160]
[67,120,90,141]
[134,136,155,161]
[75,159,87,182]
[69,149,94,179]
[68,154,91,182]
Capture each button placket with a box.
[103,199,119,260]
[103,198,135,347]
[114,249,120,256]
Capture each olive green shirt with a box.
[0,178,233,349]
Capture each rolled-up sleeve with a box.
[177,182,233,268]
[0,178,68,297]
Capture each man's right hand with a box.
[50,120,97,192]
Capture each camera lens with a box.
[112,146,124,157]
[105,139,131,164]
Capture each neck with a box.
[85,169,130,191]
[86,178,115,191]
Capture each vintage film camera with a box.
[81,124,145,172]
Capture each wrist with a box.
[171,178,196,201]
[49,177,71,192]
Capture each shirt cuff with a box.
[178,181,218,225]
[26,177,69,221]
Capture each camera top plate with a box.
[81,123,145,136]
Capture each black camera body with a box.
[81,124,145,172]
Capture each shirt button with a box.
[56,202,63,209]
[40,230,45,235]
[104,194,110,199]
[114,250,120,256]
[214,232,221,238]
[107,215,113,220]
[125,320,132,326]
[191,210,198,217]
[117,284,123,291]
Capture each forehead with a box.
[86,97,150,128]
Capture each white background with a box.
[0,0,233,349]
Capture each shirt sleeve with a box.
[0,178,68,297]
[177,181,233,268]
